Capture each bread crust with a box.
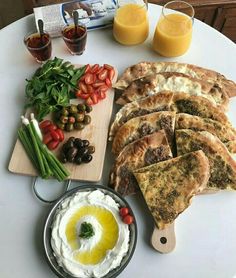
[176,129,236,190]
[175,113,236,153]
[115,73,229,111]
[112,111,176,155]
[114,61,236,97]
[133,150,210,229]
[110,131,172,196]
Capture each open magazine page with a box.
[34,0,117,37]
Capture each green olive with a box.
[61,107,69,116]
[85,104,93,113]
[60,115,68,124]
[65,123,74,132]
[77,103,86,112]
[56,122,65,130]
[69,104,78,114]
[74,112,85,122]
[74,122,85,130]
[83,115,91,125]
[87,145,95,154]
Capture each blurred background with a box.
[0,0,235,43]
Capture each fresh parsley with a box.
[79,222,95,239]
[25,57,85,121]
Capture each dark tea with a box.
[24,32,52,63]
[62,24,87,55]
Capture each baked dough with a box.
[112,111,176,155]
[175,113,236,153]
[110,131,172,196]
[176,129,236,191]
[133,150,210,230]
[109,91,173,141]
[115,73,229,110]
[114,61,236,97]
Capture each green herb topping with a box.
[79,222,95,239]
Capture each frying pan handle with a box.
[32,177,71,204]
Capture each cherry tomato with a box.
[87,84,95,95]
[104,64,114,70]
[98,69,108,81]
[92,81,105,88]
[39,120,52,130]
[50,130,60,141]
[43,124,57,133]
[90,64,99,73]
[98,84,109,93]
[85,64,91,73]
[76,89,90,99]
[84,73,94,85]
[108,68,115,81]
[91,93,98,105]
[43,132,53,145]
[119,207,129,217]
[123,214,134,225]
[47,140,59,150]
[105,77,112,87]
[86,97,94,106]
[55,129,64,142]
[96,66,104,74]
[98,91,106,100]
[79,81,88,94]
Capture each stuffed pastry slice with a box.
[113,61,236,97]
[110,130,172,196]
[176,129,236,191]
[112,111,176,155]
[133,150,210,230]
[115,73,229,110]
[175,113,236,153]
[109,91,173,141]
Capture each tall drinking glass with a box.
[113,0,149,45]
[152,1,194,57]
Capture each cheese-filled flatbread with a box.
[115,73,229,110]
[110,131,172,196]
[176,129,236,191]
[109,91,173,141]
[133,150,210,230]
[175,113,236,153]
[112,111,176,155]
[171,93,231,125]
[114,61,236,97]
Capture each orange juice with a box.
[113,3,149,45]
[153,13,192,57]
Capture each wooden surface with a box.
[151,223,176,253]
[8,67,117,182]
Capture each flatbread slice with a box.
[114,61,236,97]
[112,111,176,155]
[176,129,236,191]
[133,150,210,230]
[115,73,229,110]
[109,91,173,141]
[171,92,231,125]
[110,131,172,196]
[175,113,236,153]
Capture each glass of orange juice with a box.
[153,1,194,57]
[113,0,149,45]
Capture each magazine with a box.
[34,0,117,37]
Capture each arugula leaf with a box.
[25,57,85,121]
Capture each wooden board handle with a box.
[151,222,176,253]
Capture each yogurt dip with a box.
[51,190,130,278]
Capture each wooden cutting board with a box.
[8,67,118,182]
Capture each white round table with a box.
[0,4,236,278]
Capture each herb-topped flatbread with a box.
[114,61,236,97]
[115,73,229,110]
[175,113,236,153]
[133,150,210,230]
[112,111,176,155]
[176,129,236,191]
[110,131,172,196]
[109,91,173,141]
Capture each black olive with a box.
[74,155,83,165]
[62,140,74,152]
[66,147,78,162]
[77,147,88,157]
[87,145,95,154]
[77,103,87,112]
[68,137,76,143]
[83,115,91,125]
[74,122,85,130]
[60,153,67,163]
[82,139,90,147]
[82,154,93,163]
[74,138,82,147]
[85,104,93,113]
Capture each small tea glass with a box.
[113,0,149,46]
[152,1,194,57]
[61,23,87,55]
[24,31,52,63]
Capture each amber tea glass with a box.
[24,31,52,63]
